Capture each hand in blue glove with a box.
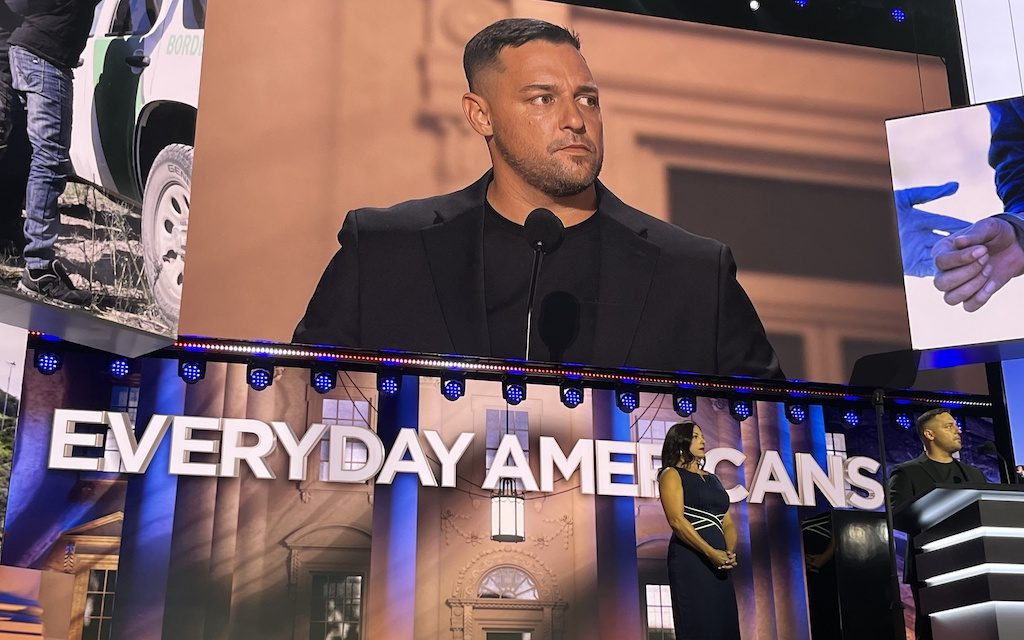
[895,182,971,277]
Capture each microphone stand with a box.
[525,245,544,360]
[872,389,906,639]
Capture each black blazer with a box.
[294,172,782,379]
[888,453,988,581]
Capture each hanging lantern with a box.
[490,478,526,542]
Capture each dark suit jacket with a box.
[888,453,988,582]
[294,172,782,378]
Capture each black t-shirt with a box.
[919,457,970,485]
[8,0,100,70]
[483,199,600,362]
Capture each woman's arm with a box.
[723,509,737,553]
[658,469,731,567]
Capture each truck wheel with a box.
[141,143,191,326]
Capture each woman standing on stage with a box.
[657,421,741,639]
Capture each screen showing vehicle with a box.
[0,0,206,353]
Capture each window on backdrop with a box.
[309,573,362,640]
[478,566,539,600]
[318,399,371,482]
[485,409,529,489]
[645,583,675,640]
[81,569,117,640]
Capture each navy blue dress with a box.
[666,466,741,639]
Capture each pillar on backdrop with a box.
[591,389,643,640]
[366,375,420,639]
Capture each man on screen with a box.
[888,408,988,640]
[294,18,781,379]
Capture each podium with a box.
[896,484,1024,640]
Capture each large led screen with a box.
[178,0,952,383]
[887,95,1024,351]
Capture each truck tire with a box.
[141,143,191,326]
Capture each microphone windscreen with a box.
[524,208,564,254]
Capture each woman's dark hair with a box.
[661,421,703,470]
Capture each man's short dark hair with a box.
[915,408,951,441]
[463,18,581,92]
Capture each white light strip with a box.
[925,563,1024,587]
[921,526,1024,552]
[981,494,1024,504]
[930,600,1024,620]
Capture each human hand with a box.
[806,553,827,573]
[707,549,737,570]
[932,216,1024,311]
[895,182,971,277]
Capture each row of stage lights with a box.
[29,350,934,427]
[747,0,908,23]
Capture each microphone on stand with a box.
[978,440,1013,484]
[523,208,564,360]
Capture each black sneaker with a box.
[18,260,93,306]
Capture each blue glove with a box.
[895,182,972,277]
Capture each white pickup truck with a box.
[70,0,205,323]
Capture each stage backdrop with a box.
[176,0,956,385]
[0,349,999,639]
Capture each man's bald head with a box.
[463,18,581,94]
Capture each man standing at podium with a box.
[889,408,988,640]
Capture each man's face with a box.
[924,412,962,455]
[477,40,603,198]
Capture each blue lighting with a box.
[311,369,336,394]
[785,403,807,424]
[842,410,860,427]
[561,386,583,408]
[247,365,273,391]
[441,374,465,401]
[891,7,906,23]
[673,391,697,417]
[730,399,753,422]
[616,388,639,413]
[503,378,527,406]
[794,0,807,6]
[110,358,130,377]
[896,413,913,430]
[377,374,401,396]
[179,360,205,384]
[34,351,62,375]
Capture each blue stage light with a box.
[842,410,860,427]
[110,358,130,377]
[247,363,274,391]
[559,381,584,408]
[673,390,697,417]
[34,351,62,375]
[440,372,465,401]
[785,403,807,424]
[377,373,401,396]
[502,377,527,406]
[896,413,913,430]
[310,368,337,394]
[730,399,753,422]
[616,388,640,413]
[891,7,906,22]
[178,359,205,384]
[794,0,807,6]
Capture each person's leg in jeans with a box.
[8,45,90,304]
